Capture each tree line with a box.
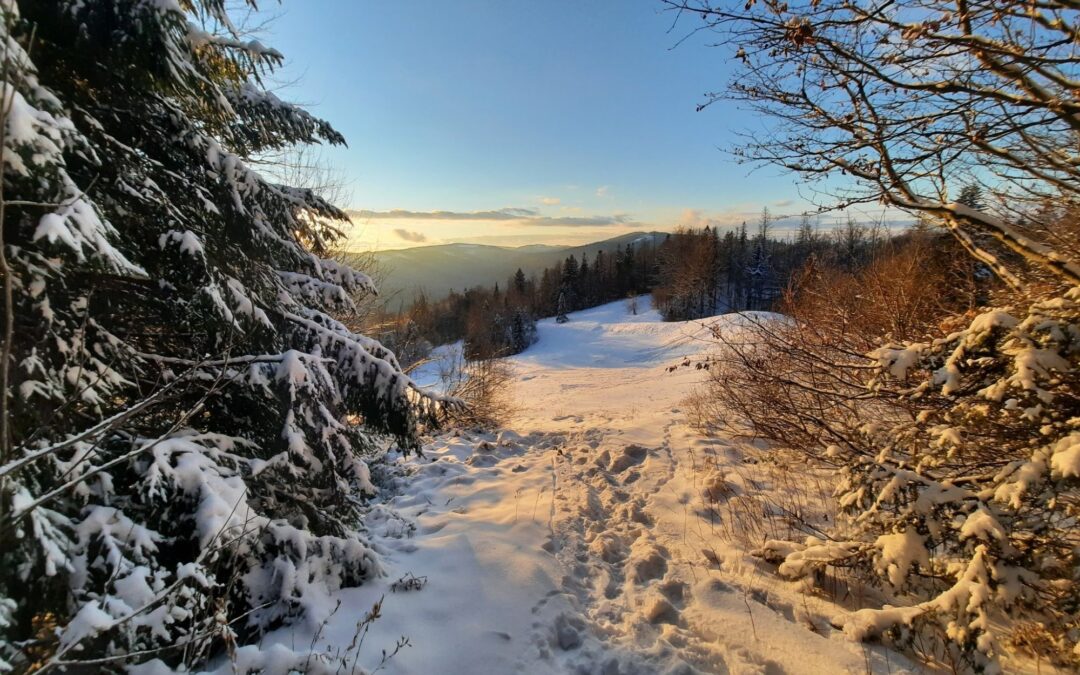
[369,215,901,366]
[653,209,895,321]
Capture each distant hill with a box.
[362,231,666,307]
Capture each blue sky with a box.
[265,1,827,249]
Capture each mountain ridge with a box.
[365,231,666,305]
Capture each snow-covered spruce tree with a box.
[0,1,446,671]
[506,307,537,354]
[555,290,569,324]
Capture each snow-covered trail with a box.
[265,299,917,674]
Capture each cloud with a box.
[773,199,795,207]
[595,185,610,198]
[675,207,780,231]
[349,207,539,221]
[500,207,540,217]
[347,207,637,228]
[539,196,561,205]
[532,214,636,227]
[676,208,744,229]
[447,231,620,247]
[393,228,427,243]
[677,208,713,229]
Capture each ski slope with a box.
[262,298,918,674]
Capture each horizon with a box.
[267,1,908,251]
[358,219,917,254]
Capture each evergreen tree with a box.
[746,236,773,309]
[578,253,590,307]
[651,220,892,319]
[561,255,579,310]
[513,267,527,295]
[539,265,559,317]
[555,290,569,323]
[795,213,817,259]
[622,244,637,294]
[594,249,607,299]
[563,254,579,284]
[956,184,985,211]
[709,226,723,311]
[508,307,538,353]
[0,2,445,669]
[730,223,749,310]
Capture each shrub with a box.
[690,234,1080,670]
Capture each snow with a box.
[58,600,114,651]
[135,643,342,675]
[1050,433,1080,479]
[1007,347,1070,402]
[256,297,919,674]
[869,343,924,380]
[406,341,462,391]
[158,229,204,257]
[875,529,930,589]
[959,507,1007,543]
[841,546,998,657]
[146,436,258,549]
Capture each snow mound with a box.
[520,295,775,369]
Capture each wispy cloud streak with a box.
[348,207,638,228]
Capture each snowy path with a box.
[266,299,917,674]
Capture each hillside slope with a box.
[368,232,665,304]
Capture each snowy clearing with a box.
[262,298,919,674]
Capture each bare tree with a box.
[665,0,1080,288]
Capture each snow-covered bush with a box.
[0,1,447,671]
[830,290,1079,670]
[698,240,1079,671]
[757,291,1080,671]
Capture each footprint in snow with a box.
[552,613,586,651]
[553,414,585,423]
[627,546,668,584]
[608,444,648,473]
